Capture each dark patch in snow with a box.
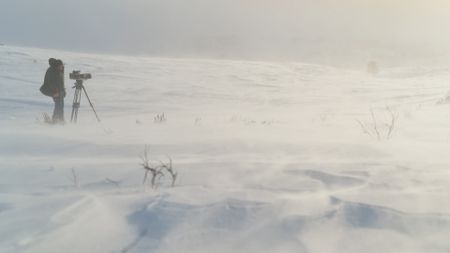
[301,170,365,189]
[123,198,269,252]
[329,197,450,235]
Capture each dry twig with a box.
[140,145,164,189]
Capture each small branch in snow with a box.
[68,168,79,188]
[371,109,381,141]
[140,145,164,189]
[154,113,166,124]
[357,107,399,141]
[105,178,121,189]
[160,156,177,187]
[386,107,398,139]
[356,119,374,138]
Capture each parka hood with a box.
[48,58,58,68]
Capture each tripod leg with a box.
[82,86,101,122]
[70,90,76,122]
[71,89,77,122]
[71,88,82,123]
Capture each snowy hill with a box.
[1,45,450,253]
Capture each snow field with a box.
[1,45,450,252]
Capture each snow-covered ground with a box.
[1,45,450,253]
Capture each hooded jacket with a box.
[40,58,65,97]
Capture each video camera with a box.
[69,70,92,80]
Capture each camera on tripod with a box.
[69,69,100,123]
[69,70,92,80]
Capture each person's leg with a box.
[59,98,65,123]
[53,97,64,123]
[52,97,58,123]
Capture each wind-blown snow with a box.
[1,45,450,253]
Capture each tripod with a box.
[70,79,101,123]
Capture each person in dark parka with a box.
[41,58,66,123]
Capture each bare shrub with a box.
[160,157,177,187]
[140,145,164,189]
[154,113,166,123]
[139,146,178,189]
[357,107,399,140]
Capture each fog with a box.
[2,0,450,65]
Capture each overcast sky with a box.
[2,0,450,63]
